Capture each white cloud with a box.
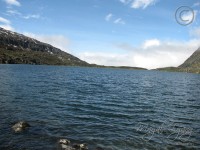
[6,9,21,15]
[4,0,21,6]
[78,52,132,67]
[193,2,200,7]
[114,18,125,25]
[0,24,14,31]
[105,13,113,21]
[6,8,41,20]
[78,39,200,69]
[131,0,157,9]
[0,17,10,24]
[23,14,40,19]
[119,0,127,3]
[190,27,200,38]
[119,0,132,4]
[23,32,70,52]
[142,39,160,49]
[0,16,14,31]
[105,14,126,25]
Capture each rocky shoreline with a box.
[12,121,104,150]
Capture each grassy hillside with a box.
[0,48,90,66]
[0,27,148,71]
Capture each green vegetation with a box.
[0,27,199,73]
[0,48,146,70]
[0,27,147,70]
[90,64,147,70]
[0,48,89,66]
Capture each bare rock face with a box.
[12,121,30,132]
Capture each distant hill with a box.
[0,27,89,66]
[156,47,200,74]
[1,27,199,73]
[0,27,147,70]
[179,47,200,72]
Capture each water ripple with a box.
[0,65,200,150]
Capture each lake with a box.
[0,64,199,150]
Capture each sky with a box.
[0,0,200,69]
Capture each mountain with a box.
[1,27,199,73]
[156,47,200,74]
[179,47,200,72]
[0,27,147,70]
[0,27,89,66]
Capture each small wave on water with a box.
[0,65,200,149]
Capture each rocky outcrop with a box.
[73,143,88,150]
[0,27,89,66]
[12,121,30,132]
[58,139,88,150]
[11,122,103,149]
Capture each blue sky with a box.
[0,0,200,69]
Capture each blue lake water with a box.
[0,64,200,150]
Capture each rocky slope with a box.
[156,47,200,74]
[1,27,199,73]
[0,27,89,66]
[179,47,200,73]
[0,27,147,70]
